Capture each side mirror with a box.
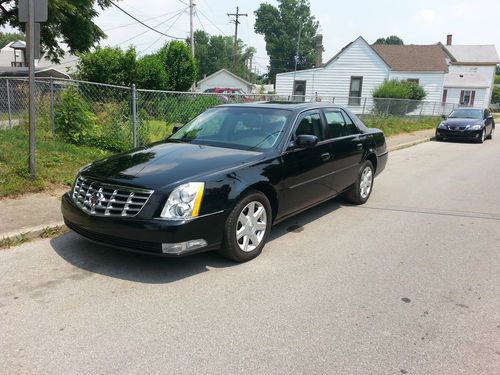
[172,125,183,134]
[295,134,318,149]
[441,114,447,120]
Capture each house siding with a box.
[197,72,253,93]
[389,72,445,102]
[445,65,496,107]
[275,38,389,106]
[444,88,486,109]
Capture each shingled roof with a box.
[371,44,448,72]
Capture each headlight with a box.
[438,122,447,129]
[161,182,204,219]
[467,124,482,130]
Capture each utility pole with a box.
[227,6,247,72]
[292,21,303,97]
[27,0,36,178]
[248,55,253,82]
[189,0,195,91]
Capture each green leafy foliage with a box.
[77,46,137,86]
[158,41,197,91]
[374,36,404,45]
[0,0,114,63]
[0,31,25,48]
[492,86,500,104]
[494,75,500,84]
[254,0,320,83]
[136,54,168,90]
[373,79,427,115]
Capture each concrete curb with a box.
[0,221,67,249]
[388,136,434,152]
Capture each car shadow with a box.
[50,197,344,284]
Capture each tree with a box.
[374,36,404,45]
[0,31,24,48]
[77,46,136,86]
[188,30,256,82]
[492,86,500,104]
[0,0,115,62]
[158,41,197,91]
[136,54,167,90]
[254,0,320,83]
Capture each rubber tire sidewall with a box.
[344,160,374,205]
[219,191,272,262]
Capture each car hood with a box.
[82,141,263,190]
[443,118,482,127]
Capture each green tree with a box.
[373,79,426,115]
[0,31,24,48]
[0,0,115,62]
[158,41,197,91]
[136,54,168,90]
[77,46,136,86]
[492,86,500,104]
[254,0,320,83]
[374,35,404,45]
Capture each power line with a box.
[109,1,184,40]
[103,8,188,32]
[138,9,187,55]
[197,9,228,36]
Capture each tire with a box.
[487,127,494,140]
[344,160,374,205]
[478,129,486,143]
[436,135,444,142]
[218,191,272,262]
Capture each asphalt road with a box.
[1,139,499,375]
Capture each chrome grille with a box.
[72,176,153,217]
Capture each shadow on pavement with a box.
[50,197,344,284]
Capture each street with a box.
[1,139,499,374]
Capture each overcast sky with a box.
[23,0,500,73]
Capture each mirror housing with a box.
[295,134,318,149]
[441,114,447,120]
[172,125,183,134]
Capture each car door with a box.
[280,110,336,216]
[321,108,365,193]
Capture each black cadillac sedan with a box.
[62,103,388,262]
[436,108,495,143]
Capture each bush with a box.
[54,87,97,145]
[494,75,500,84]
[373,79,427,115]
[492,86,500,105]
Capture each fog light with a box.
[162,239,207,254]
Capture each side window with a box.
[323,109,359,139]
[294,112,324,141]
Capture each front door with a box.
[280,110,336,216]
[293,80,307,102]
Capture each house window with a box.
[348,77,363,106]
[293,80,307,102]
[442,89,448,103]
[407,79,419,84]
[460,90,476,106]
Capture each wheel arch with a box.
[237,182,279,223]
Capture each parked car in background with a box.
[436,108,495,143]
[62,103,387,262]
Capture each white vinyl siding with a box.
[275,37,389,105]
[389,71,445,102]
[197,71,253,93]
[444,88,486,109]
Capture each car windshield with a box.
[448,109,483,119]
[169,107,291,151]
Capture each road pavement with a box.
[1,139,499,374]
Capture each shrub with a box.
[54,87,97,145]
[491,86,500,105]
[373,79,427,115]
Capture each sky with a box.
[6,0,500,72]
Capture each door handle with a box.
[321,152,331,161]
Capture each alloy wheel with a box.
[360,166,373,199]
[236,201,267,252]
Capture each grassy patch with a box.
[143,120,178,143]
[0,233,29,249]
[359,115,439,137]
[0,126,110,198]
[40,225,68,239]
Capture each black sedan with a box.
[436,108,495,143]
[62,103,388,262]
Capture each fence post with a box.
[385,99,391,116]
[131,84,137,148]
[362,97,366,115]
[6,78,12,128]
[432,102,436,117]
[419,101,424,117]
[49,77,55,134]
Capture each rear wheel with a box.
[344,160,374,205]
[218,191,272,262]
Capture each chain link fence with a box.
[0,76,461,151]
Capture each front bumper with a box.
[436,128,483,140]
[61,193,226,256]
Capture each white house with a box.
[440,36,499,108]
[275,37,448,112]
[196,68,253,93]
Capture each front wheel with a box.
[478,129,486,143]
[487,127,494,140]
[218,191,272,262]
[344,160,374,205]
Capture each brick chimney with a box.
[446,34,452,46]
[314,34,323,67]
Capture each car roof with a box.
[218,101,345,111]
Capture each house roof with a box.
[371,44,448,72]
[442,45,499,64]
[197,68,252,87]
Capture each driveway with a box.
[1,140,499,374]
